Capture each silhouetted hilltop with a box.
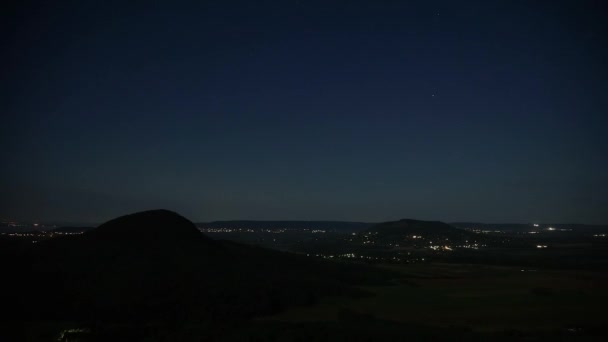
[2,210,393,340]
[87,209,209,243]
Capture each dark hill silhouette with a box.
[87,209,211,243]
[2,209,394,341]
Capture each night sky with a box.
[2,0,607,224]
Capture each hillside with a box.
[1,210,393,341]
[88,209,210,243]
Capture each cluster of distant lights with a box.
[1,221,57,229]
[469,224,575,234]
[3,223,28,227]
[1,232,40,237]
[351,231,486,251]
[468,229,504,234]
[1,231,84,244]
[429,245,453,251]
[528,227,572,234]
[200,228,256,233]
[306,253,423,263]
[1,231,83,237]
[56,328,90,341]
[199,227,328,234]
[455,243,484,249]
[534,224,572,232]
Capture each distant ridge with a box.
[365,218,478,242]
[368,218,459,234]
[198,220,373,232]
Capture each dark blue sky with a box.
[2,0,607,223]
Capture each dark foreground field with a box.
[3,211,608,341]
[258,263,608,337]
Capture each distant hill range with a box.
[3,219,605,235]
[197,220,373,232]
[364,219,480,243]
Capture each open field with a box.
[262,263,608,332]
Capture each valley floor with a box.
[260,263,608,333]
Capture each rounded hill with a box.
[86,209,209,243]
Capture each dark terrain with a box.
[1,210,391,341]
[2,211,607,341]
